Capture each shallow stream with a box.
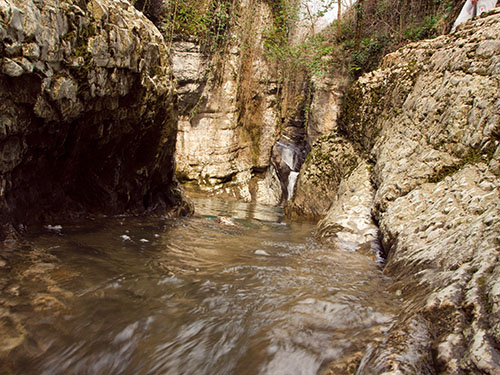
[0,196,400,374]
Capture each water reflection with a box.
[192,194,285,223]
[0,196,399,375]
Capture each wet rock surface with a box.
[286,133,360,219]
[0,0,191,239]
[295,8,500,374]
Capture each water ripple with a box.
[0,196,400,375]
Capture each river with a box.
[0,196,400,374]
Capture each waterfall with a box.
[281,144,298,170]
[274,140,308,201]
[276,141,300,171]
[287,172,299,200]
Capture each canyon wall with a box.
[295,9,500,373]
[173,0,283,204]
[172,0,342,206]
[0,0,191,238]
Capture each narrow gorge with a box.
[171,0,312,205]
[1,0,499,374]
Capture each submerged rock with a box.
[0,0,191,238]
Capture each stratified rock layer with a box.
[0,0,191,237]
[296,8,500,374]
[173,0,283,204]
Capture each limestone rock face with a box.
[0,0,191,237]
[285,133,359,219]
[173,0,282,204]
[307,74,348,145]
[295,8,500,373]
[359,164,500,374]
[341,11,500,219]
[336,10,500,374]
[316,161,379,255]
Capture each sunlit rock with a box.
[336,9,500,373]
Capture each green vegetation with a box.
[348,35,389,74]
[133,0,462,80]
[131,0,463,154]
[259,0,459,84]
[340,83,362,130]
[402,15,439,41]
[75,22,96,72]
[61,15,96,69]
[427,146,495,183]
[134,0,236,54]
[266,32,335,77]
[262,0,338,78]
[330,0,462,78]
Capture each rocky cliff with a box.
[295,9,500,373]
[172,0,319,206]
[0,0,191,238]
[172,0,282,204]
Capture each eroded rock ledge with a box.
[0,0,191,238]
[294,9,500,374]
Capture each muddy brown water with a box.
[0,196,400,374]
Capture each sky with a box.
[300,0,339,32]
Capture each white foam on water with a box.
[255,249,271,256]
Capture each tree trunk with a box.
[337,0,342,38]
[354,0,363,49]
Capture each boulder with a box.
[285,133,360,220]
[0,0,191,238]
